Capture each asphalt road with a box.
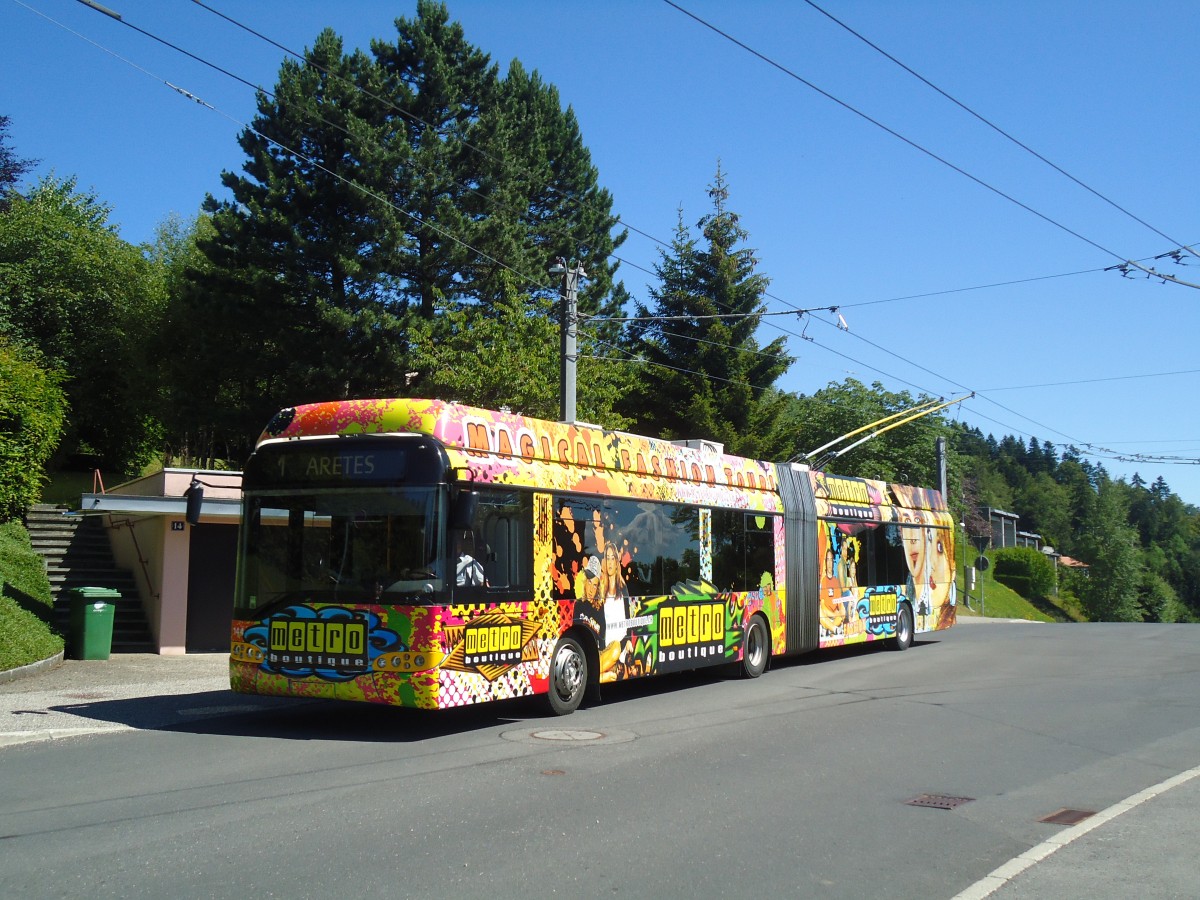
[1,619,1197,899]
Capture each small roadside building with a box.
[1016,530,1043,550]
[79,469,242,654]
[981,507,1020,549]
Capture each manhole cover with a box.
[907,793,974,810]
[1038,808,1096,826]
[500,728,637,746]
[531,729,604,742]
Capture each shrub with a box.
[0,339,66,522]
[992,546,1056,598]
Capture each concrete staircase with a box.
[24,504,155,653]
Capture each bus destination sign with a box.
[247,439,443,487]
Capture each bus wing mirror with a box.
[451,490,479,531]
[184,482,204,526]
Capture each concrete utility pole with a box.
[550,257,586,423]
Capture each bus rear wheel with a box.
[892,603,914,651]
[548,635,588,715]
[739,615,769,678]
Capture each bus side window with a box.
[466,490,532,592]
[712,509,778,592]
[744,513,775,590]
[872,523,909,588]
[711,508,741,591]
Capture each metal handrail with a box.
[91,469,158,602]
[106,516,160,602]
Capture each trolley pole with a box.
[550,257,586,423]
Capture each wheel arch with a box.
[749,610,773,670]
[562,622,601,686]
[892,599,915,651]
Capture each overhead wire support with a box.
[76,0,119,20]
[1108,259,1200,290]
[550,257,586,423]
[586,305,838,325]
[166,82,214,109]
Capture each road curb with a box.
[0,650,64,685]
[0,724,130,749]
[952,763,1200,899]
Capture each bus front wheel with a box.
[548,635,588,715]
[892,603,914,651]
[739,615,769,678]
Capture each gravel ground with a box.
[0,652,232,748]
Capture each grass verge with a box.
[0,519,64,671]
[957,552,1085,623]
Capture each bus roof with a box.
[257,398,945,512]
[258,398,778,495]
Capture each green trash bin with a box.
[68,587,120,660]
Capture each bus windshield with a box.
[235,486,446,614]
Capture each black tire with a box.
[892,602,913,651]
[739,615,769,678]
[547,635,588,715]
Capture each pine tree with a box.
[183,3,629,451]
[0,115,35,207]
[624,165,790,455]
[472,60,627,326]
[188,27,413,451]
[370,1,497,319]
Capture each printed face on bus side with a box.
[903,512,930,577]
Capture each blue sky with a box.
[4,1,1199,506]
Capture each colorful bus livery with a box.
[229,398,955,714]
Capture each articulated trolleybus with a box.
[230,398,956,714]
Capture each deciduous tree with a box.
[789,378,950,488]
[1076,480,1144,621]
[0,339,66,521]
[0,176,164,471]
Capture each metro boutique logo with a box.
[267,614,370,670]
[463,620,524,667]
[656,600,727,672]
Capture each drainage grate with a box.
[907,793,974,810]
[1038,808,1096,826]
